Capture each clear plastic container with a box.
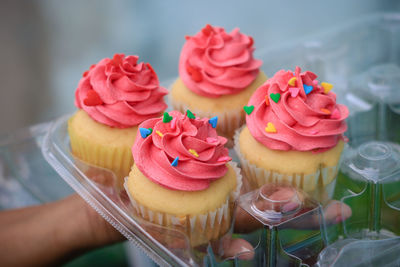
[0,122,72,206]
[316,237,400,266]
[347,64,400,146]
[315,140,400,266]
[32,12,400,266]
[237,183,327,266]
[334,141,400,240]
[257,13,400,148]
[43,115,351,267]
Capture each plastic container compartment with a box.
[236,183,328,267]
[334,141,400,239]
[348,64,400,146]
[318,141,400,266]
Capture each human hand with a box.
[0,194,124,267]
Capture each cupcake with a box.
[68,54,168,187]
[234,66,348,202]
[125,111,242,247]
[171,24,267,146]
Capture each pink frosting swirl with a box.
[75,54,168,128]
[246,66,349,152]
[179,24,262,97]
[132,111,231,191]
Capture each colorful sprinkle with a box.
[171,157,179,167]
[289,87,300,98]
[265,122,277,133]
[270,93,281,103]
[288,77,297,87]
[331,108,341,119]
[243,105,254,115]
[83,90,103,106]
[312,80,319,86]
[320,108,331,115]
[265,95,270,106]
[206,137,218,143]
[156,130,164,137]
[310,130,319,135]
[162,112,173,123]
[321,82,333,94]
[208,116,218,128]
[188,149,199,157]
[170,117,177,129]
[186,110,196,119]
[217,156,232,162]
[303,84,313,95]
[139,128,152,138]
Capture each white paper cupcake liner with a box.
[170,97,244,147]
[124,161,242,246]
[233,127,339,203]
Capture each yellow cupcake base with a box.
[68,110,138,188]
[235,126,344,203]
[125,163,242,247]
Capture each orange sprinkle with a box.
[265,95,270,106]
[320,108,331,115]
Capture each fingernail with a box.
[282,202,299,213]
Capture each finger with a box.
[323,201,352,224]
[221,237,255,260]
[234,206,263,233]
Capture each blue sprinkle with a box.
[208,116,218,128]
[139,128,151,138]
[293,71,296,76]
[303,84,313,95]
[171,157,179,167]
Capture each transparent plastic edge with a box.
[41,115,189,267]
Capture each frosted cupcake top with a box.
[245,66,348,152]
[179,24,262,98]
[75,54,168,128]
[132,111,231,191]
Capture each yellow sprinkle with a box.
[156,130,164,137]
[321,82,333,94]
[288,77,297,86]
[265,122,277,133]
[188,148,199,157]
